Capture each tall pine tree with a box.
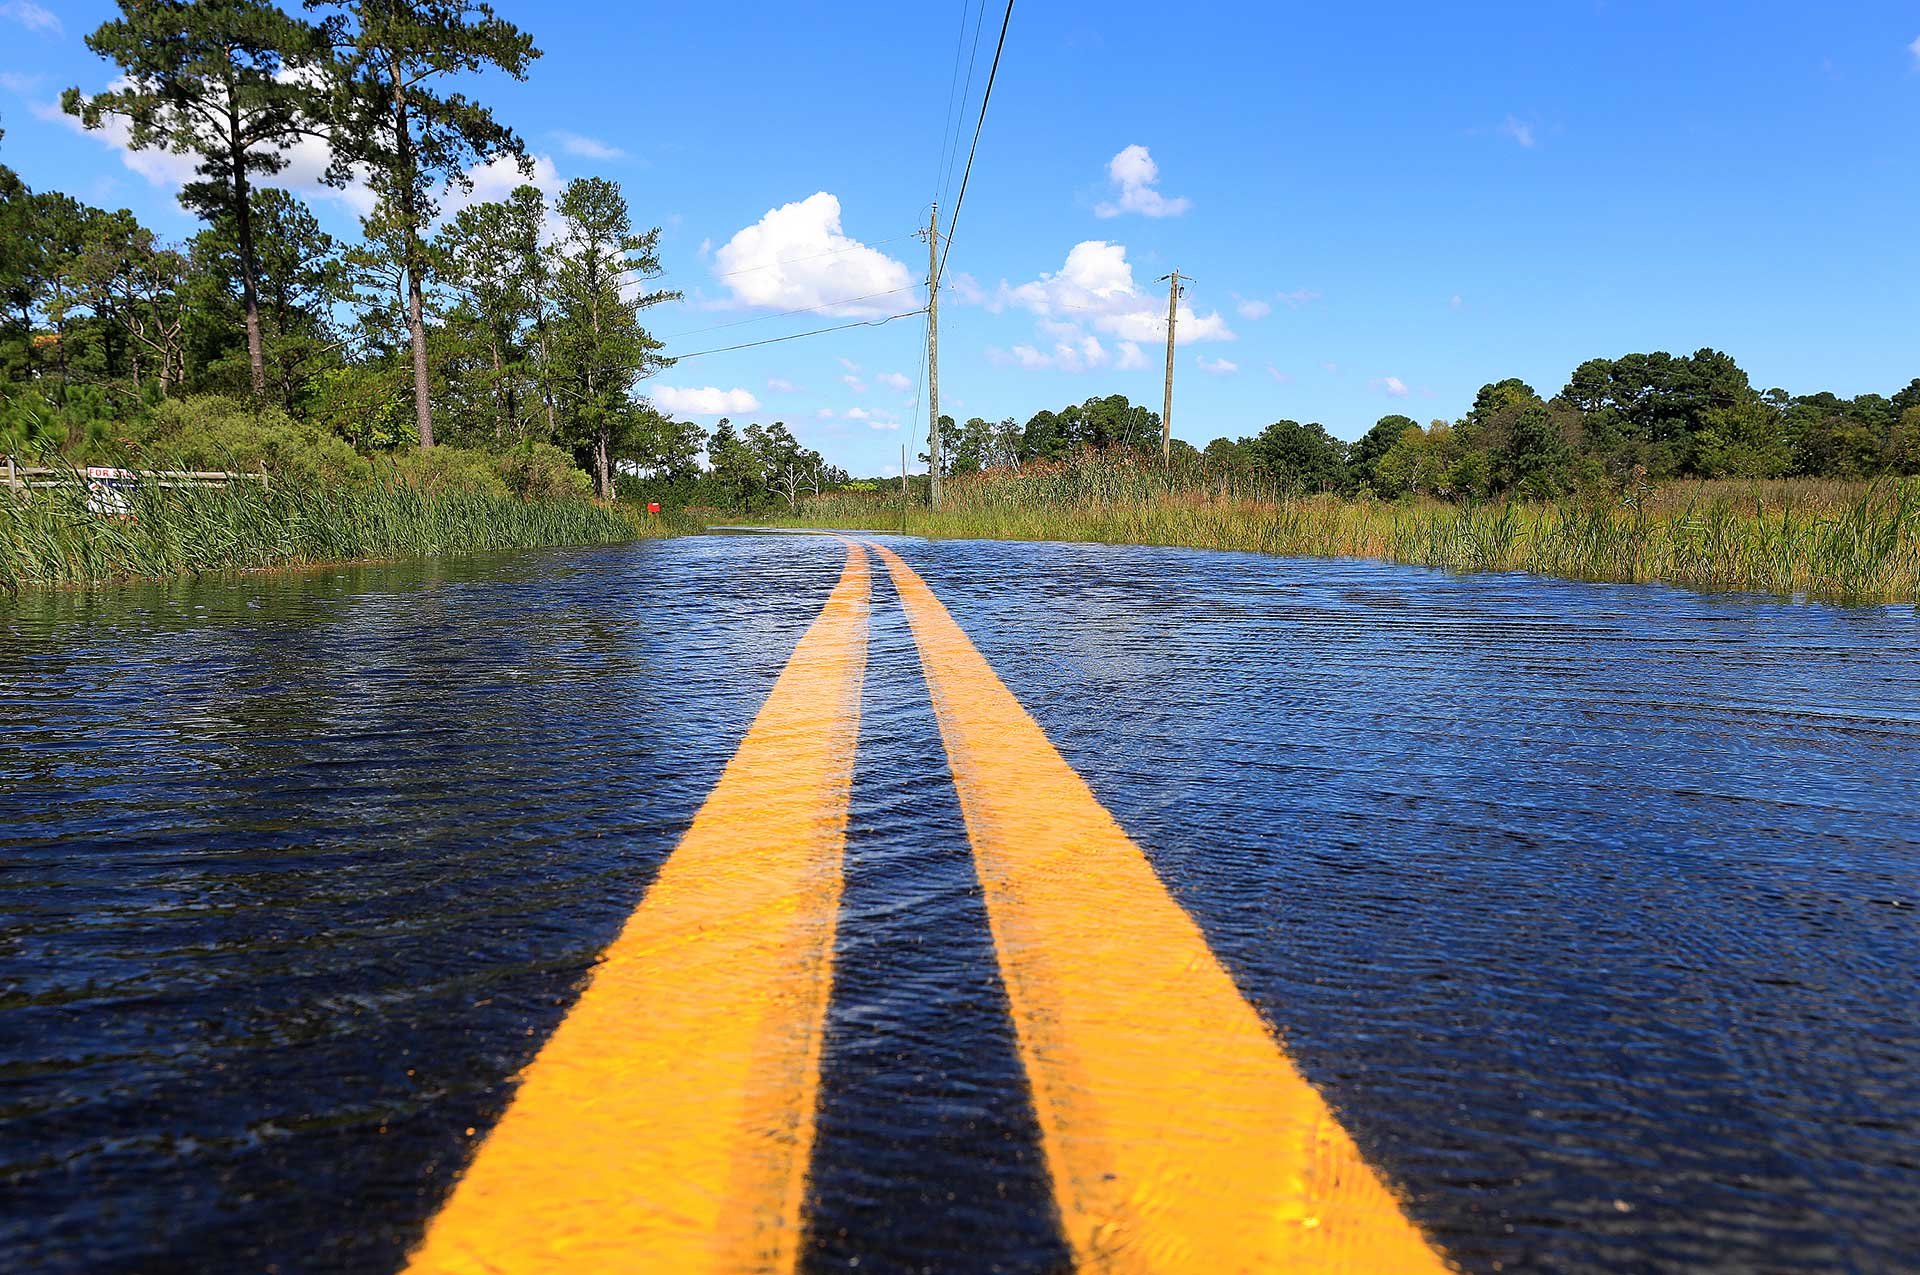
[317,0,539,448]
[65,0,329,401]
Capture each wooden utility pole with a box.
[925,203,943,508]
[901,444,908,496]
[1159,270,1182,465]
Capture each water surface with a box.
[3,535,1917,1273]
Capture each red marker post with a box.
[646,502,661,514]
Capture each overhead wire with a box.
[669,309,927,361]
[937,0,1014,283]
[661,286,921,340]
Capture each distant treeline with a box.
[923,350,1920,500]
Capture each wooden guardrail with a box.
[2,457,268,493]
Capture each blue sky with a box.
[4,0,1919,475]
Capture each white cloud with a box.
[869,420,901,431]
[876,371,910,390]
[845,407,873,420]
[999,240,1233,345]
[840,374,865,393]
[1277,288,1321,309]
[1235,296,1272,320]
[816,408,836,419]
[766,376,797,393]
[1500,115,1537,148]
[838,357,860,372]
[712,192,914,315]
[1094,144,1190,218]
[988,333,1115,374]
[551,130,625,161]
[1909,34,1920,65]
[1266,363,1292,384]
[1371,376,1410,397]
[652,385,761,415]
[1,1,60,35]
[1115,341,1147,370]
[0,71,45,94]
[1196,355,1239,375]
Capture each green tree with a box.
[434,185,543,442]
[318,0,541,447]
[1350,413,1419,492]
[188,188,344,408]
[66,0,328,400]
[1248,419,1346,492]
[546,177,677,498]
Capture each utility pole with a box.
[901,444,908,496]
[1159,270,1183,465]
[924,203,943,508]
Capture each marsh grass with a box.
[757,456,1920,603]
[2,461,666,590]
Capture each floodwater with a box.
[3,534,1918,1273]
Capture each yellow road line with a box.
[406,541,872,1275]
[872,542,1452,1275]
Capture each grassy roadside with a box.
[1,473,685,591]
[752,468,1920,604]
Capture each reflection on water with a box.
[4,535,1918,1273]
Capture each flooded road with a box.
[4,534,1918,1273]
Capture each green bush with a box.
[131,394,373,488]
[305,365,417,452]
[389,444,512,499]
[495,441,594,502]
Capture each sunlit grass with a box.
[755,456,1920,603]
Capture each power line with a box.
[661,285,920,340]
[932,0,973,206]
[939,0,990,209]
[668,309,927,361]
[937,0,1014,283]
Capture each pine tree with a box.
[65,0,329,401]
[317,0,539,448]
[547,177,677,498]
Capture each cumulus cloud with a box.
[1500,115,1537,148]
[1371,376,1410,397]
[999,240,1233,345]
[551,130,625,161]
[1094,144,1190,218]
[1196,355,1239,376]
[838,357,860,372]
[840,374,865,392]
[1266,363,1292,384]
[845,407,901,430]
[652,385,761,415]
[876,371,910,390]
[766,376,797,393]
[712,193,914,315]
[1,1,60,34]
[1235,296,1272,320]
[1910,34,1920,65]
[1115,341,1147,370]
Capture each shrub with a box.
[388,445,511,499]
[495,442,594,502]
[131,394,373,488]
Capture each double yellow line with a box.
[407,538,1451,1275]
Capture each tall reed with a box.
[2,467,663,590]
[754,455,1920,603]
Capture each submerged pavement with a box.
[4,533,1918,1273]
